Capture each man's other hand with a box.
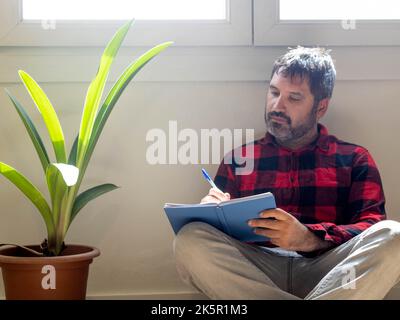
[248,208,333,252]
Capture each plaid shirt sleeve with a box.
[213,153,240,199]
[304,149,386,248]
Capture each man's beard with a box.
[264,103,318,142]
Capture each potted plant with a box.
[0,20,172,300]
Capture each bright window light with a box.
[22,0,227,21]
[280,0,400,20]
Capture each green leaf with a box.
[71,183,119,222]
[5,89,50,172]
[68,135,78,166]
[47,163,79,187]
[46,163,79,232]
[18,70,67,163]
[0,162,54,235]
[81,41,173,175]
[77,20,134,167]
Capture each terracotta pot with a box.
[0,244,100,300]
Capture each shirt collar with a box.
[260,123,330,152]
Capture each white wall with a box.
[0,48,399,298]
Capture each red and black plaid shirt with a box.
[214,123,386,256]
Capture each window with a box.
[22,0,227,21]
[279,0,400,21]
[0,0,251,46]
[254,0,400,46]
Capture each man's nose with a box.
[270,96,286,112]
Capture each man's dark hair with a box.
[271,46,336,104]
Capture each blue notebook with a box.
[163,192,276,242]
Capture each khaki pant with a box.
[173,220,400,299]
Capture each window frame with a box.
[254,0,400,46]
[0,0,252,46]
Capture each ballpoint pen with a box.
[201,168,223,193]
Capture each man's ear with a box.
[316,98,330,120]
